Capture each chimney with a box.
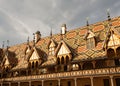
[35,31,41,43]
[61,24,67,35]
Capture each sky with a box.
[0,0,120,47]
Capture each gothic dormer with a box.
[28,47,43,69]
[48,39,56,56]
[48,29,56,56]
[84,30,96,49]
[103,10,120,58]
[56,41,72,65]
[1,49,17,72]
[84,18,96,49]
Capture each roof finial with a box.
[86,17,89,26]
[107,9,111,21]
[50,27,52,39]
[2,41,4,48]
[27,36,29,45]
[7,40,9,49]
[33,33,35,47]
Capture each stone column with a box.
[58,79,61,86]
[29,81,31,86]
[110,76,114,86]
[9,82,11,86]
[80,62,83,69]
[26,70,28,76]
[74,78,77,86]
[42,80,44,86]
[55,66,58,72]
[92,61,96,69]
[90,77,94,86]
[18,82,20,86]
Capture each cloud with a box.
[0,0,120,46]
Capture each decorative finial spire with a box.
[2,41,4,48]
[7,40,9,49]
[86,17,89,26]
[33,33,35,47]
[27,36,29,45]
[107,9,111,21]
[50,28,52,39]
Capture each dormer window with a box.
[49,47,55,55]
[84,30,96,49]
[48,40,56,56]
[87,37,95,49]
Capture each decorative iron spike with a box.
[2,41,4,48]
[86,17,89,26]
[50,28,52,39]
[107,9,111,21]
[27,36,29,45]
[6,40,9,49]
[33,33,35,46]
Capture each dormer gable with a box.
[29,47,41,61]
[48,39,56,56]
[56,41,71,56]
[25,46,31,54]
[55,40,72,65]
[4,55,10,66]
[84,30,95,39]
[84,30,96,49]
[1,50,17,70]
[27,47,44,69]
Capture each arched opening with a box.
[72,64,79,70]
[83,62,93,70]
[66,56,69,64]
[114,59,120,66]
[57,58,60,65]
[107,48,115,58]
[116,47,120,58]
[64,65,67,71]
[5,67,9,72]
[36,61,38,68]
[61,56,64,64]
[95,60,106,68]
[32,62,34,69]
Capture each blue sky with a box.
[0,0,120,47]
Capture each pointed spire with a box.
[7,40,9,49]
[107,9,111,21]
[2,41,4,48]
[86,17,89,26]
[33,33,35,47]
[86,17,90,31]
[27,36,29,45]
[50,28,52,39]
